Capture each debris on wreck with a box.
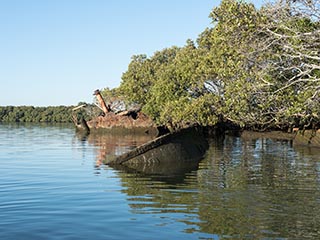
[72,90,157,134]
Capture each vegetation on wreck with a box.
[108,0,320,132]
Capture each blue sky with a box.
[0,0,264,106]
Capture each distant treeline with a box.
[0,106,75,123]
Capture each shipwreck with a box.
[72,89,320,171]
[72,89,158,135]
[72,90,209,172]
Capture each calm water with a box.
[0,124,319,240]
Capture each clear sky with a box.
[0,0,264,106]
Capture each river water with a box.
[0,123,319,239]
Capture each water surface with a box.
[0,124,319,239]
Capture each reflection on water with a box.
[76,131,156,166]
[1,124,320,239]
[195,136,320,239]
[100,133,320,239]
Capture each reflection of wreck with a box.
[72,89,158,134]
[79,131,156,165]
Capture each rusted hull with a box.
[86,112,158,134]
[104,127,209,174]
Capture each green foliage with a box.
[114,0,320,131]
[254,1,320,129]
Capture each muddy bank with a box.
[293,129,320,147]
[241,129,320,148]
[240,131,295,141]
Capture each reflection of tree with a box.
[112,133,320,239]
[196,135,320,239]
